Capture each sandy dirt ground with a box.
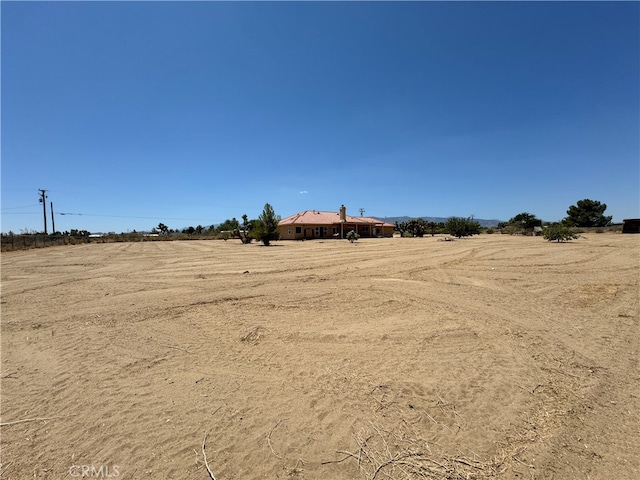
[1,234,638,480]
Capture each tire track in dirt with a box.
[2,234,638,479]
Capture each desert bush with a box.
[346,230,360,243]
[543,224,579,242]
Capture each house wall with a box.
[279,223,394,239]
[278,224,331,240]
[278,225,304,240]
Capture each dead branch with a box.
[336,417,510,480]
[452,456,485,469]
[201,433,217,480]
[372,452,426,480]
[321,452,355,465]
[513,455,535,469]
[267,419,285,459]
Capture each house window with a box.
[332,227,339,235]
[295,227,302,234]
[288,228,291,235]
[362,226,369,232]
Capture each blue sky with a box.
[2,1,638,233]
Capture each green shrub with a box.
[346,230,360,243]
[543,224,579,242]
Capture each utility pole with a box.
[359,208,365,217]
[38,189,48,234]
[50,201,56,234]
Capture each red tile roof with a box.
[279,210,394,227]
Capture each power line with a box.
[5,209,220,224]
[57,212,214,222]
[1,212,41,215]
[0,204,41,211]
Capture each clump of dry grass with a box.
[321,383,535,480]
[240,326,268,345]
[330,421,507,480]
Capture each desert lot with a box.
[1,234,638,479]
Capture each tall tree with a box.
[253,203,281,246]
[216,218,239,233]
[507,212,542,234]
[564,199,612,227]
[509,212,541,229]
[396,218,429,237]
[157,223,169,235]
[445,216,481,238]
[237,214,253,244]
[426,221,438,236]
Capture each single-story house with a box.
[278,205,395,240]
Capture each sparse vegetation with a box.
[215,218,240,235]
[3,198,621,250]
[395,218,429,237]
[543,223,580,242]
[505,212,542,235]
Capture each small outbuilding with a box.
[622,219,640,234]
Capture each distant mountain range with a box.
[373,216,503,228]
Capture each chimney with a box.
[339,204,346,222]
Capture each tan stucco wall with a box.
[278,223,394,239]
